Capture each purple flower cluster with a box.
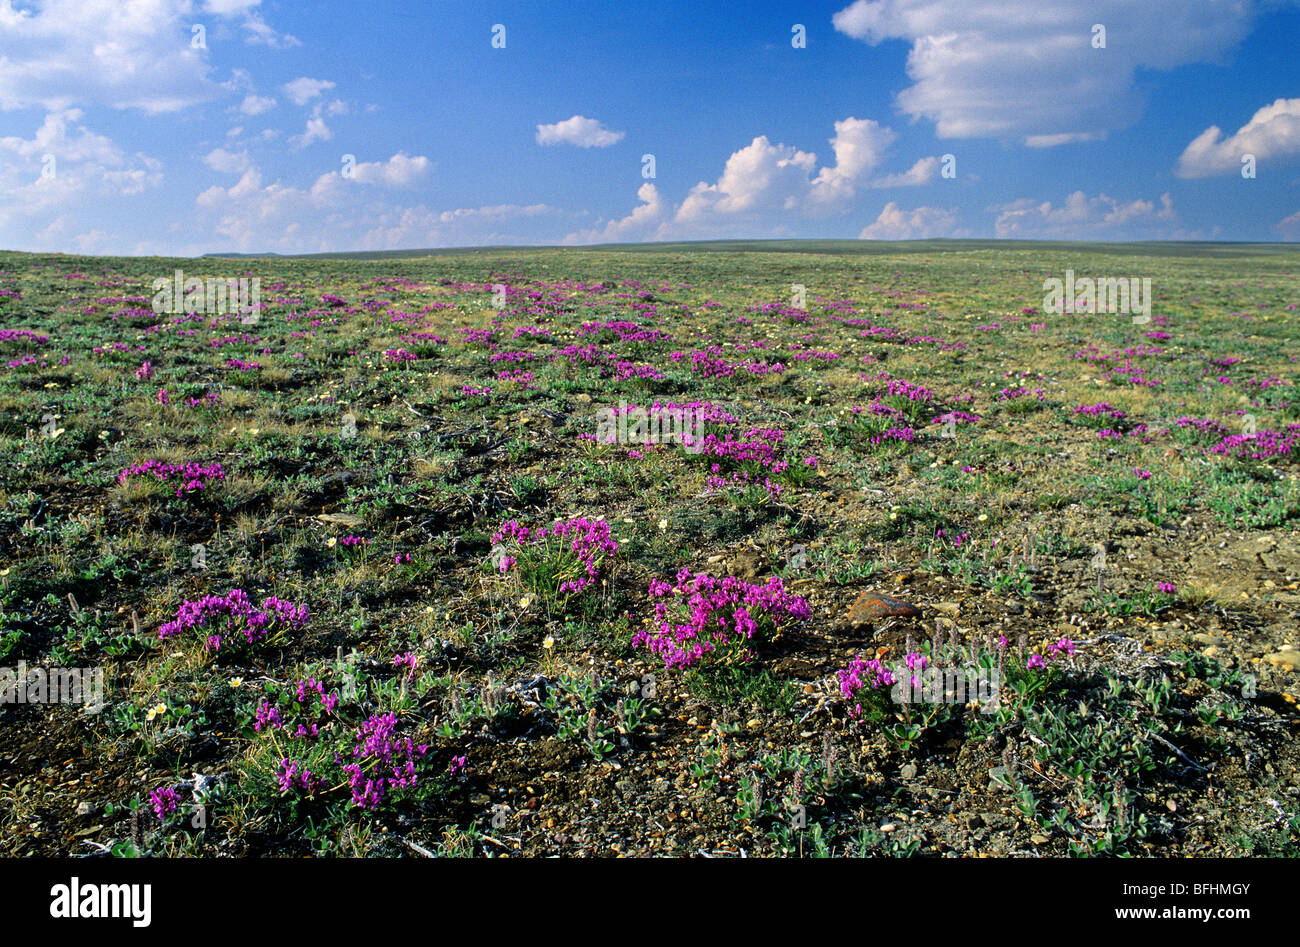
[491,516,618,595]
[577,319,670,344]
[882,378,934,402]
[837,651,928,719]
[278,759,322,794]
[1208,428,1297,460]
[669,346,786,378]
[869,426,916,445]
[1027,637,1076,670]
[117,459,225,497]
[698,427,788,474]
[260,677,342,739]
[157,588,309,652]
[703,468,784,501]
[998,386,1045,401]
[342,713,430,810]
[635,568,810,669]
[1074,402,1125,419]
[186,391,222,410]
[149,786,180,820]
[931,410,980,427]
[0,328,49,344]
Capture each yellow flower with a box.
[229,677,244,688]
[327,537,337,548]
[543,636,555,650]
[658,519,668,531]
[978,514,989,522]
[519,596,531,609]
[146,702,167,721]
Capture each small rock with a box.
[934,602,961,617]
[1264,651,1300,671]
[317,512,365,528]
[1030,833,1051,845]
[846,591,922,626]
[727,548,764,581]
[76,802,94,817]
[900,763,918,779]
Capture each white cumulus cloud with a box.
[535,115,625,148]
[345,152,432,187]
[563,183,668,244]
[992,190,1176,238]
[1175,98,1300,178]
[832,0,1262,145]
[859,202,960,239]
[282,77,336,106]
[0,0,296,113]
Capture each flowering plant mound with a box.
[491,516,618,597]
[118,460,225,498]
[634,568,810,669]
[838,651,929,720]
[158,589,309,653]
[342,712,430,809]
[0,328,49,345]
[248,670,444,810]
[1208,427,1298,461]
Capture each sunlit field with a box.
[1,243,1297,857]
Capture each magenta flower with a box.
[634,569,810,670]
[149,787,180,820]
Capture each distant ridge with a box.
[201,238,1299,261]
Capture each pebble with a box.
[1264,652,1300,671]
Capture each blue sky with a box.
[1,0,1298,255]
